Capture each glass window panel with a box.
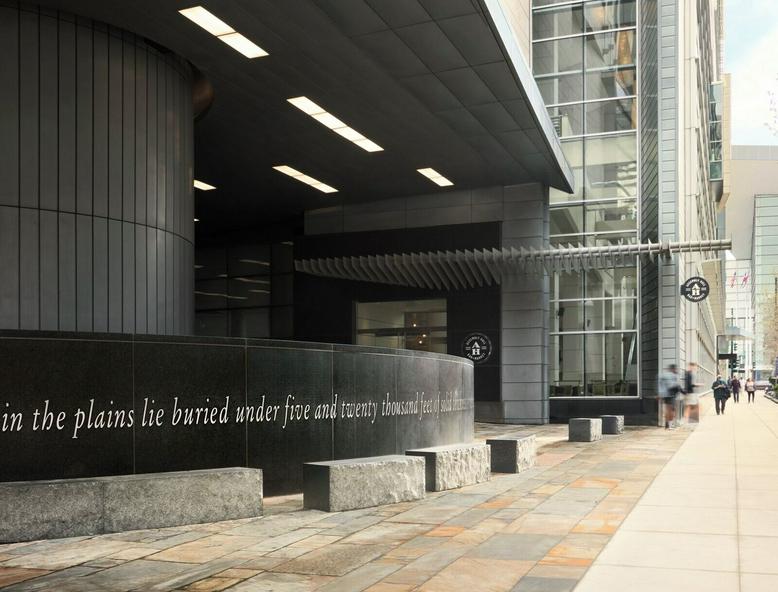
[710,161,722,179]
[552,301,585,331]
[271,242,294,273]
[586,98,636,133]
[195,311,229,337]
[710,141,722,161]
[356,299,447,354]
[550,206,584,235]
[533,4,583,40]
[585,31,636,71]
[533,37,584,75]
[585,200,637,234]
[584,232,638,246]
[585,66,637,99]
[584,299,637,331]
[583,0,637,32]
[230,308,270,338]
[228,244,271,277]
[710,121,722,142]
[195,279,228,311]
[537,73,584,105]
[553,271,585,299]
[228,277,270,308]
[271,273,293,306]
[195,247,227,280]
[586,266,638,298]
[584,332,638,395]
[549,103,584,136]
[584,134,638,199]
[550,334,585,396]
[550,140,584,202]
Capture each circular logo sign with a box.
[680,276,710,302]
[462,333,492,364]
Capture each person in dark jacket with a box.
[730,375,741,403]
[712,375,729,415]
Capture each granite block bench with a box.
[569,418,603,442]
[486,434,537,473]
[303,455,425,512]
[0,467,263,543]
[601,415,625,435]
[406,443,491,491]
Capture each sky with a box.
[725,0,778,145]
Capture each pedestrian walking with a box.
[712,375,729,415]
[683,362,700,423]
[730,375,741,403]
[658,364,682,428]
[745,376,756,403]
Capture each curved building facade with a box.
[0,3,194,334]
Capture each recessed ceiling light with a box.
[193,218,200,222]
[287,96,383,153]
[178,6,233,36]
[193,180,216,191]
[179,6,268,58]
[417,168,453,187]
[273,165,338,194]
[218,32,268,59]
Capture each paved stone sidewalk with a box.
[0,420,691,591]
[576,393,778,592]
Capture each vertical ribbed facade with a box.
[0,2,194,335]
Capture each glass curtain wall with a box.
[753,195,778,380]
[533,0,640,397]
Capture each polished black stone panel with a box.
[0,331,473,494]
[0,333,133,481]
[132,338,246,473]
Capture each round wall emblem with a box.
[462,333,492,364]
[680,276,710,302]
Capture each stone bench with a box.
[303,455,425,512]
[406,443,491,491]
[601,415,625,435]
[569,418,602,442]
[486,434,537,473]
[0,467,263,543]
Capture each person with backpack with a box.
[730,375,741,403]
[658,364,682,428]
[683,362,700,423]
[745,376,756,403]
[712,375,730,415]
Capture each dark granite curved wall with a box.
[0,332,474,494]
[0,3,194,335]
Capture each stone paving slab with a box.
[0,420,695,591]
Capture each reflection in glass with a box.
[551,206,584,236]
[549,104,584,137]
[551,301,585,332]
[584,332,638,396]
[553,271,585,300]
[586,267,638,298]
[584,299,637,331]
[584,134,638,199]
[583,0,637,32]
[533,4,583,40]
[356,299,447,354]
[586,67,637,99]
[586,98,636,133]
[549,334,584,396]
[585,200,637,234]
[537,73,584,105]
[534,37,584,75]
[550,140,584,202]
[585,31,636,71]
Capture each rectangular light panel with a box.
[287,96,383,152]
[273,165,337,193]
[193,179,216,191]
[417,168,453,187]
[179,6,268,58]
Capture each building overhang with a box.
[32,0,573,233]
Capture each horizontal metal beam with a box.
[295,239,732,290]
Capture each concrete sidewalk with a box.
[576,393,778,592]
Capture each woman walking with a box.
[712,375,730,415]
[745,376,756,403]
